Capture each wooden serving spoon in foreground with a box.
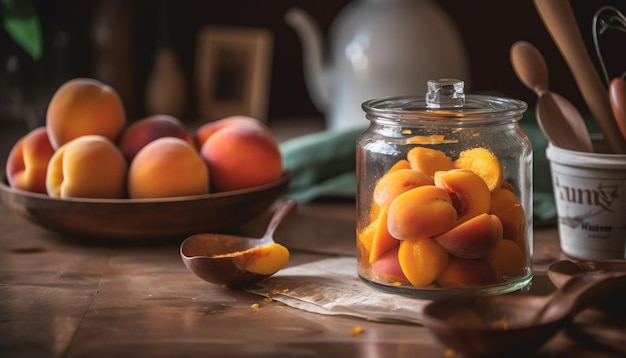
[180,199,297,287]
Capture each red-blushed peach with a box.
[367,205,399,264]
[487,239,526,277]
[373,168,433,206]
[127,137,209,199]
[46,78,126,149]
[194,115,267,148]
[434,214,503,259]
[434,169,491,223]
[436,256,500,288]
[46,135,127,198]
[398,236,449,287]
[200,122,282,192]
[6,127,55,194]
[371,246,408,283]
[387,185,457,240]
[118,114,194,162]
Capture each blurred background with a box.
[0,0,594,128]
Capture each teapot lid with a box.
[362,79,527,125]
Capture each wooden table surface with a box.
[1,120,624,358]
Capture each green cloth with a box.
[279,111,560,222]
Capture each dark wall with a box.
[7,0,588,124]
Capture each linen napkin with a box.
[244,257,427,324]
[279,112,560,221]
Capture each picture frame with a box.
[195,26,273,122]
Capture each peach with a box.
[371,246,408,283]
[46,78,126,149]
[6,127,55,194]
[434,214,503,259]
[487,239,526,278]
[219,243,290,276]
[453,147,503,191]
[368,205,398,264]
[387,185,457,240]
[407,147,454,178]
[194,115,266,148]
[490,188,526,254]
[128,137,209,199]
[357,219,376,258]
[373,168,433,206]
[118,114,194,162]
[398,236,449,287]
[434,169,491,223]
[200,120,282,192]
[46,135,127,198]
[436,256,500,288]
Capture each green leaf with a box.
[1,0,42,61]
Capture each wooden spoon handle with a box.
[534,0,626,154]
[510,41,550,95]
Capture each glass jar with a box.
[356,79,532,297]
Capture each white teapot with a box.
[286,0,471,129]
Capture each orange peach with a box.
[200,121,282,192]
[453,147,503,191]
[194,115,266,148]
[407,147,454,178]
[436,256,500,288]
[368,205,398,264]
[118,114,194,162]
[434,169,491,223]
[434,214,503,259]
[371,246,408,283]
[490,187,526,251]
[46,78,126,149]
[6,127,55,194]
[373,168,433,206]
[127,137,209,199]
[487,239,526,278]
[46,135,127,198]
[398,236,449,287]
[387,185,457,240]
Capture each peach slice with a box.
[407,147,454,178]
[434,214,503,259]
[487,239,526,277]
[387,185,457,240]
[490,188,526,254]
[434,169,491,223]
[368,205,398,264]
[373,168,433,206]
[436,256,500,288]
[221,243,290,276]
[398,236,449,287]
[371,246,408,283]
[388,159,412,172]
[453,147,503,191]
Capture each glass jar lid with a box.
[362,79,528,125]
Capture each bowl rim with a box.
[1,171,291,204]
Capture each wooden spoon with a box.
[180,199,297,287]
[609,78,626,142]
[534,0,626,154]
[422,271,626,358]
[510,41,594,152]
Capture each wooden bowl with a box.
[0,172,290,243]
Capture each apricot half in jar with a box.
[387,185,457,240]
[398,237,449,287]
[407,147,454,178]
[373,168,432,206]
[454,147,503,192]
[434,169,491,223]
[434,213,503,259]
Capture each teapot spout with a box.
[285,8,329,113]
